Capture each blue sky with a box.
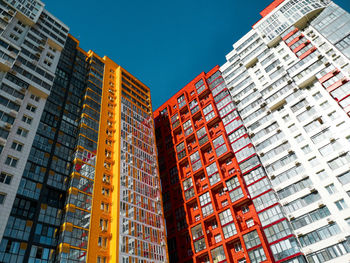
[45,0,350,109]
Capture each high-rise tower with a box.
[0,1,168,262]
[220,0,350,262]
[155,0,350,263]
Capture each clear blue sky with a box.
[45,0,350,110]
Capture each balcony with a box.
[212,187,229,212]
[179,161,191,179]
[187,200,201,225]
[194,172,208,194]
[220,158,239,179]
[199,94,212,107]
[208,122,223,139]
[202,146,215,165]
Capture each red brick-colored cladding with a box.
[154,66,273,263]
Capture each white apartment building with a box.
[221,0,350,262]
[0,0,68,240]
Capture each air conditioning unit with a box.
[308,186,316,193]
[339,151,346,156]
[9,110,17,117]
[206,230,210,234]
[4,123,12,130]
[0,138,6,146]
[327,218,334,224]
[223,187,228,192]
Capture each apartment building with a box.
[0,1,168,263]
[0,0,69,243]
[220,0,350,262]
[154,65,309,263]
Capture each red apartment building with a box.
[154,66,275,263]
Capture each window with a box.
[0,193,5,204]
[203,104,215,122]
[190,151,202,171]
[301,145,311,154]
[306,240,350,262]
[328,111,339,120]
[30,94,40,102]
[9,33,19,41]
[264,220,292,243]
[0,172,12,184]
[299,223,341,247]
[294,134,304,143]
[335,199,348,211]
[25,104,36,113]
[242,206,249,214]
[291,206,331,230]
[345,218,350,226]
[309,157,320,167]
[234,242,242,252]
[246,219,255,228]
[328,153,350,170]
[248,247,266,263]
[317,170,328,180]
[5,156,18,167]
[22,115,32,124]
[11,141,23,152]
[44,60,52,67]
[213,135,227,157]
[325,184,337,195]
[211,246,226,262]
[13,26,23,34]
[199,192,213,217]
[243,230,261,249]
[338,171,350,185]
[282,114,291,122]
[46,52,55,59]
[214,234,222,243]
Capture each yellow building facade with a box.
[57,36,169,263]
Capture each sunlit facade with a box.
[0,1,168,262]
[220,0,350,262]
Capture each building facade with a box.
[0,1,168,263]
[155,0,350,263]
[220,0,350,262]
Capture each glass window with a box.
[0,193,6,204]
[335,199,348,211]
[0,172,13,184]
[190,151,202,171]
[213,135,227,157]
[203,104,215,122]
